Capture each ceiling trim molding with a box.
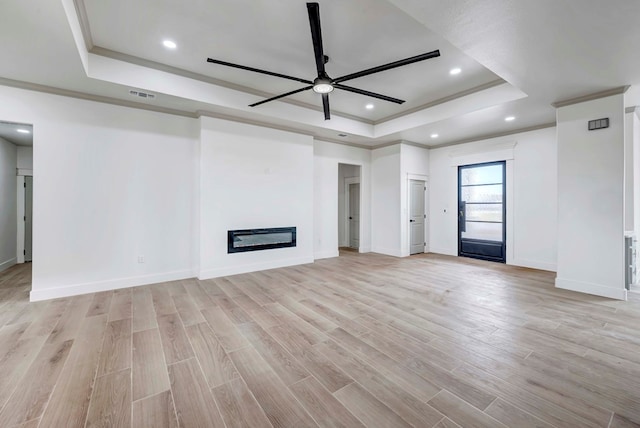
[0,77,374,150]
[312,138,373,150]
[399,140,429,150]
[370,140,403,150]
[73,0,93,50]
[197,109,314,137]
[552,86,630,108]
[429,122,557,149]
[628,106,640,120]
[448,140,517,158]
[90,47,373,125]
[374,79,507,125]
[369,138,478,151]
[88,46,509,129]
[196,110,372,150]
[0,77,198,119]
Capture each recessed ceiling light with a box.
[431,133,439,138]
[505,116,515,122]
[365,103,374,110]
[449,67,461,75]
[16,129,30,134]
[163,40,177,49]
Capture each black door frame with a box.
[458,160,506,263]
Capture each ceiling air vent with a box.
[129,89,156,100]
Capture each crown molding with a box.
[90,47,373,125]
[401,140,431,149]
[374,79,507,125]
[197,109,314,137]
[0,77,198,118]
[429,122,556,149]
[73,0,93,50]
[196,110,373,149]
[369,140,403,150]
[0,78,562,153]
[312,138,374,150]
[552,86,630,108]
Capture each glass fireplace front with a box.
[227,227,296,253]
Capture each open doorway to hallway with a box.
[0,120,33,293]
[338,163,361,253]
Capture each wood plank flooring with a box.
[1,252,640,427]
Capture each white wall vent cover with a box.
[128,90,156,100]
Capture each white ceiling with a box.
[83,0,500,122]
[0,0,638,147]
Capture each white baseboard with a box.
[0,257,17,273]
[555,277,627,300]
[30,269,193,302]
[371,247,404,257]
[199,256,314,280]
[428,247,457,256]
[315,250,339,260]
[509,258,557,272]
[358,246,371,253]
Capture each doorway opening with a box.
[0,120,33,293]
[338,163,361,253]
[458,161,506,263]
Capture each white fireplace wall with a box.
[198,116,314,278]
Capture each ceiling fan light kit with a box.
[206,2,441,120]
[312,76,334,94]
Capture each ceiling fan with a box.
[206,2,440,120]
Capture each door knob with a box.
[349,217,353,220]
[410,219,415,222]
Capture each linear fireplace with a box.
[227,227,297,253]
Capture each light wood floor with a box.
[1,252,640,428]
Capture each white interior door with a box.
[349,183,360,249]
[24,176,33,262]
[410,179,425,255]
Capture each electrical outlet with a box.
[138,255,145,263]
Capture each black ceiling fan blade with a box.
[207,58,313,85]
[307,3,326,76]
[322,93,330,120]
[334,84,405,104]
[334,49,440,84]
[249,85,314,107]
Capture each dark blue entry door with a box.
[458,161,506,263]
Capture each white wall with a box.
[0,85,199,301]
[0,137,17,272]
[428,127,557,271]
[0,84,590,300]
[634,112,640,272]
[625,111,634,231]
[314,140,371,258]
[400,143,429,256]
[199,117,314,278]
[338,163,360,247]
[371,144,402,256]
[556,94,626,300]
[17,146,32,170]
